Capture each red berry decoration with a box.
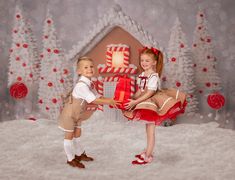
[54,49,59,54]
[52,98,57,103]
[29,73,33,78]
[16,43,20,47]
[205,82,211,87]
[16,14,21,18]
[200,14,204,17]
[207,38,211,43]
[53,68,57,72]
[193,64,197,67]
[60,79,64,83]
[23,44,28,48]
[48,82,53,87]
[162,76,167,81]
[9,82,28,99]
[46,107,50,110]
[44,35,48,39]
[193,44,197,47]
[203,67,207,72]
[47,19,51,24]
[207,92,225,110]
[171,57,176,62]
[47,48,51,53]
[180,44,184,48]
[176,82,181,87]
[38,99,43,104]
[63,69,68,74]
[17,76,22,81]
[199,90,203,94]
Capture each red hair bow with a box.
[150,47,159,56]
[138,46,159,56]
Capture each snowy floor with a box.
[0,111,235,180]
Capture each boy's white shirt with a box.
[72,76,101,103]
[137,72,161,91]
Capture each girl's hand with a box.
[124,99,137,110]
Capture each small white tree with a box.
[8,6,40,118]
[192,8,222,96]
[164,18,198,115]
[8,6,40,87]
[38,10,73,120]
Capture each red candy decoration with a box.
[9,82,28,99]
[207,92,225,110]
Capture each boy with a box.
[58,57,119,169]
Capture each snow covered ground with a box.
[0,111,235,180]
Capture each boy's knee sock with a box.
[64,139,74,161]
[73,137,84,156]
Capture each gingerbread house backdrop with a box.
[66,5,165,120]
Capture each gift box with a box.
[111,75,131,110]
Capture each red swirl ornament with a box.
[10,82,28,99]
[207,92,225,110]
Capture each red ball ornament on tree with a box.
[16,14,21,19]
[60,79,64,83]
[54,49,59,54]
[47,19,52,24]
[171,57,176,62]
[9,82,28,99]
[63,69,68,74]
[23,44,28,48]
[176,81,181,87]
[48,82,53,87]
[180,44,184,48]
[52,98,57,103]
[207,92,225,110]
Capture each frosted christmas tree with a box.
[164,18,198,115]
[8,6,40,118]
[38,10,73,120]
[192,8,222,98]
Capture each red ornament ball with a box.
[16,14,21,19]
[54,49,60,54]
[176,82,181,87]
[17,76,22,81]
[171,57,176,62]
[52,98,57,103]
[63,69,68,74]
[60,79,64,83]
[205,82,211,87]
[38,99,43,104]
[180,44,184,48]
[23,44,28,48]
[9,82,28,99]
[207,92,225,110]
[48,82,53,87]
[47,20,51,24]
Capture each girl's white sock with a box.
[73,137,84,156]
[64,139,74,162]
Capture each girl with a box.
[124,47,187,165]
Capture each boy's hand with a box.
[109,99,122,108]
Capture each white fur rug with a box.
[0,112,234,180]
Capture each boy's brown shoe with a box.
[75,152,94,161]
[67,159,85,168]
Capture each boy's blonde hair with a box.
[76,56,93,69]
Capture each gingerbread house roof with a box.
[66,4,164,61]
